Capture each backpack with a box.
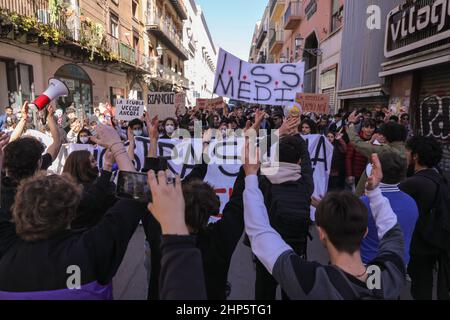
[419,173,450,251]
[259,176,310,243]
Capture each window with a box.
[110,13,119,38]
[305,0,317,20]
[133,35,139,50]
[331,0,343,33]
[17,63,34,102]
[132,0,139,20]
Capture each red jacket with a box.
[345,133,369,178]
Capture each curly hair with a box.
[378,122,407,143]
[300,118,318,134]
[182,180,220,232]
[12,173,83,242]
[4,137,45,182]
[406,136,443,168]
[162,117,178,127]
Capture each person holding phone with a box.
[0,125,147,300]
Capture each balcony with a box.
[284,1,303,30]
[169,0,188,20]
[0,0,154,70]
[104,34,151,73]
[149,59,189,89]
[147,14,189,61]
[255,24,267,49]
[270,0,286,22]
[0,0,79,41]
[269,29,284,55]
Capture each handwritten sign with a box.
[196,97,225,110]
[175,92,186,114]
[296,93,329,114]
[147,92,176,120]
[213,48,305,106]
[115,99,145,121]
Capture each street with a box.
[113,225,413,300]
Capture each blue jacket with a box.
[360,184,418,265]
[0,114,7,130]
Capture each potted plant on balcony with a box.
[0,9,14,38]
[38,24,61,46]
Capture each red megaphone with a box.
[30,78,69,110]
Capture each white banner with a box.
[115,99,145,121]
[213,48,305,106]
[49,135,332,214]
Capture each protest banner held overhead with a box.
[148,92,186,119]
[213,48,305,106]
[48,135,332,213]
[115,99,145,121]
[296,93,330,114]
[196,97,225,110]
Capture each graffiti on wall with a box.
[420,95,450,140]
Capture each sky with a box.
[196,0,267,61]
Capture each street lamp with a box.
[295,34,304,49]
[156,44,163,58]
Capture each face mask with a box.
[165,125,175,134]
[80,137,89,144]
[133,130,143,137]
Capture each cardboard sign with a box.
[115,99,145,121]
[213,48,305,106]
[147,92,176,120]
[175,92,186,114]
[196,97,225,110]
[296,93,329,114]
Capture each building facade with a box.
[339,0,450,178]
[183,0,217,106]
[0,0,190,116]
[249,5,270,63]
[249,21,261,63]
[250,0,344,112]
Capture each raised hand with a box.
[311,195,324,208]
[103,149,115,171]
[366,154,383,191]
[127,127,135,141]
[20,101,29,120]
[147,170,188,235]
[347,111,359,124]
[252,109,267,132]
[242,137,260,176]
[0,132,10,154]
[96,124,122,148]
[47,105,55,118]
[146,113,159,140]
[279,116,299,137]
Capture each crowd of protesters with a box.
[0,97,448,301]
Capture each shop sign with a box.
[320,69,336,90]
[385,0,450,58]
